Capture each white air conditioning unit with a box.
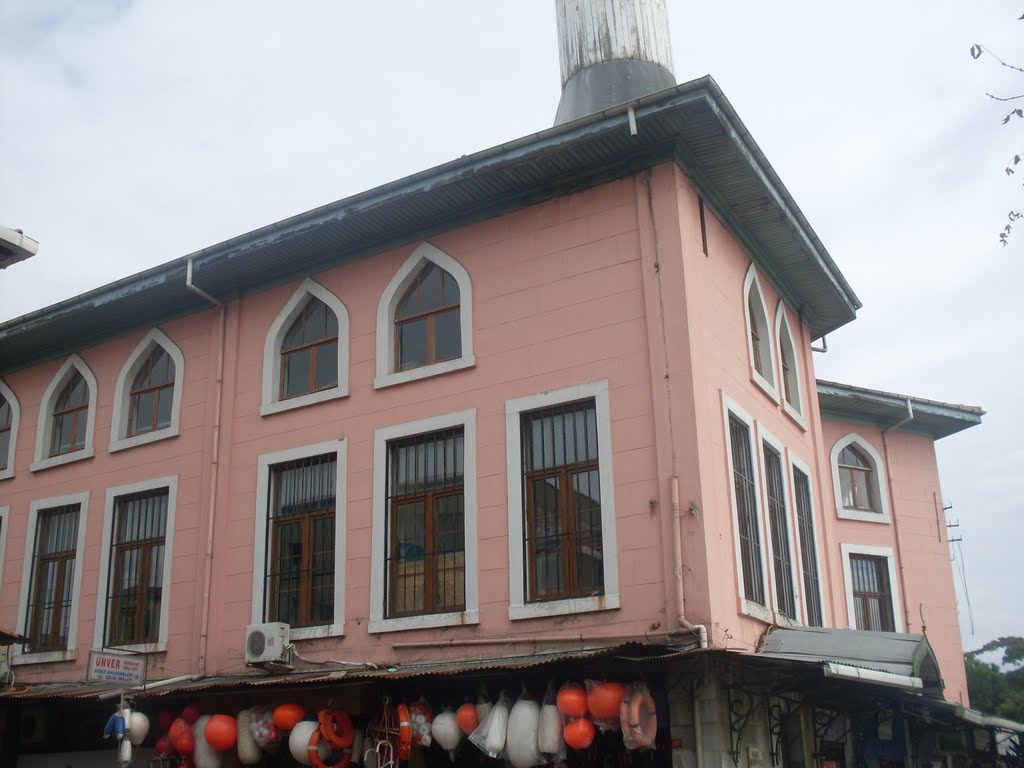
[245,622,292,667]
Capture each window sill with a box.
[374,356,475,390]
[774,612,799,628]
[289,624,345,641]
[782,401,807,431]
[261,386,348,417]
[100,642,166,654]
[509,594,620,621]
[741,600,773,624]
[12,649,76,666]
[368,609,478,634]
[30,447,94,473]
[110,428,179,453]
[0,467,13,481]
[750,370,780,405]
[836,507,891,524]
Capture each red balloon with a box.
[169,718,189,742]
[155,735,174,757]
[273,703,306,730]
[174,727,195,755]
[158,710,174,731]
[182,703,201,724]
[205,714,238,751]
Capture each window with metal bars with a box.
[394,263,461,372]
[763,443,796,619]
[838,445,878,512]
[729,415,765,605]
[0,394,11,471]
[26,505,80,653]
[849,554,895,632]
[105,490,168,645]
[384,428,465,617]
[520,399,604,603]
[51,372,89,456]
[265,454,336,628]
[793,468,823,627]
[280,298,339,400]
[128,347,175,437]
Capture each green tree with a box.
[965,636,1024,723]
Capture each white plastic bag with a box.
[469,690,511,758]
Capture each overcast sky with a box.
[1,1,1020,651]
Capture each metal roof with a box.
[0,76,859,374]
[816,379,984,440]
[757,627,942,688]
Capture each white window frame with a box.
[374,242,475,389]
[92,476,177,653]
[756,426,802,626]
[506,381,620,620]
[252,439,348,640]
[31,354,98,472]
[14,492,90,665]
[742,264,779,403]
[370,409,478,632]
[110,329,185,452]
[774,303,806,429]
[789,451,828,628]
[0,378,20,480]
[0,505,10,593]
[721,392,772,623]
[261,278,350,416]
[840,543,903,633]
[829,433,891,524]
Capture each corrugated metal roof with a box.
[0,76,859,373]
[816,379,984,439]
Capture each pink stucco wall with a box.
[0,162,969,703]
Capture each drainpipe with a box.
[671,476,708,648]
[185,258,226,676]
[881,398,914,632]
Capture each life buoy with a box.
[319,709,356,750]
[309,728,353,768]
[620,684,657,749]
[396,704,413,760]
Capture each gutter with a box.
[823,662,923,690]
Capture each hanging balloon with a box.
[273,703,307,731]
[556,683,588,718]
[183,703,202,725]
[205,714,238,752]
[193,715,223,768]
[505,694,541,768]
[128,711,151,746]
[563,717,595,751]
[174,724,196,755]
[431,710,462,753]
[170,718,190,743]
[155,735,174,757]
[456,703,478,736]
[585,681,627,729]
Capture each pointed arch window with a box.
[32,355,98,471]
[375,242,475,389]
[829,434,891,524]
[0,394,12,473]
[129,348,175,437]
[281,297,339,400]
[743,265,778,401]
[775,305,805,426]
[837,445,877,512]
[261,279,349,417]
[51,373,89,456]
[110,329,185,453]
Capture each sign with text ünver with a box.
[86,651,147,686]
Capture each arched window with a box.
[743,265,777,400]
[829,434,891,523]
[128,347,175,436]
[32,355,98,470]
[261,279,349,416]
[775,304,804,424]
[280,297,338,400]
[0,394,12,472]
[375,242,474,389]
[51,372,89,456]
[837,445,876,512]
[395,262,461,371]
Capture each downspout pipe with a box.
[185,258,225,676]
[881,398,914,632]
[671,476,708,648]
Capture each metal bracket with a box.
[727,687,763,767]
[813,707,855,766]
[767,693,802,765]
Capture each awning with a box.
[756,626,943,695]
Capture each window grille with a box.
[850,554,895,632]
[729,415,764,605]
[26,505,79,652]
[384,427,465,617]
[106,490,168,645]
[520,399,603,602]
[265,454,336,627]
[763,444,796,619]
[793,468,823,626]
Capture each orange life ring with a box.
[396,703,413,760]
[620,684,657,749]
[308,728,353,768]
[319,709,356,750]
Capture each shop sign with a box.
[86,651,147,686]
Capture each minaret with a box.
[554,0,675,125]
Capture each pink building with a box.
[0,3,1007,767]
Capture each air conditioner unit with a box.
[245,622,292,668]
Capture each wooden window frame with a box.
[127,349,175,437]
[279,299,339,401]
[27,505,79,653]
[106,490,167,646]
[849,554,895,632]
[0,395,11,472]
[729,413,766,607]
[394,264,461,372]
[762,441,796,620]
[838,446,877,512]
[50,373,89,457]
